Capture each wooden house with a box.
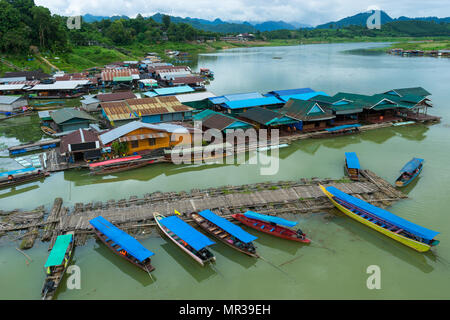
[279,99,335,132]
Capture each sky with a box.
[35,0,450,26]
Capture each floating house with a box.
[28,80,91,98]
[209,92,284,116]
[99,121,194,155]
[309,94,363,125]
[279,99,335,132]
[127,96,194,123]
[59,129,103,162]
[152,85,195,96]
[238,107,300,131]
[50,108,95,132]
[3,71,50,81]
[266,87,322,102]
[0,83,34,95]
[100,69,139,87]
[101,101,140,127]
[193,109,253,133]
[0,96,28,112]
[175,91,216,110]
[209,92,264,108]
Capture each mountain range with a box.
[82,10,450,33]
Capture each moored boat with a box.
[395,158,424,187]
[232,211,311,243]
[191,210,258,257]
[320,184,440,252]
[0,168,49,189]
[153,212,216,266]
[344,152,361,181]
[88,155,155,175]
[41,232,74,300]
[320,124,361,137]
[89,216,155,273]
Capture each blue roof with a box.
[0,167,36,177]
[89,216,154,262]
[142,91,158,97]
[345,152,360,169]
[198,210,257,243]
[400,158,424,173]
[326,186,439,241]
[279,91,327,102]
[325,124,361,132]
[243,211,297,227]
[223,96,283,109]
[269,88,315,96]
[159,215,215,251]
[209,92,264,105]
[153,85,194,96]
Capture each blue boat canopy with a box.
[326,186,439,241]
[400,158,424,173]
[90,216,154,262]
[345,152,360,169]
[325,124,361,132]
[244,211,297,227]
[198,210,257,243]
[159,215,215,251]
[0,167,36,177]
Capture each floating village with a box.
[0,51,443,299]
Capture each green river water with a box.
[0,42,449,299]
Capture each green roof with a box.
[385,87,431,97]
[44,234,72,267]
[50,108,95,124]
[280,99,335,121]
[113,76,133,82]
[240,107,298,126]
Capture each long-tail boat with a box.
[318,124,361,137]
[191,210,258,257]
[41,232,74,300]
[88,155,155,175]
[395,158,424,187]
[344,152,361,181]
[153,212,216,266]
[0,168,49,189]
[89,216,155,273]
[232,211,311,243]
[320,185,440,252]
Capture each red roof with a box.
[89,155,142,167]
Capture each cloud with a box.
[35,0,450,26]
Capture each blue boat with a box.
[154,212,216,266]
[89,216,155,272]
[344,152,361,180]
[395,158,424,187]
[191,210,258,257]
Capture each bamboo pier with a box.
[0,169,407,249]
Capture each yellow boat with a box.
[319,184,439,252]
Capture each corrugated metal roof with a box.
[280,99,335,121]
[30,80,90,90]
[279,91,328,102]
[0,84,26,91]
[223,96,283,109]
[0,95,24,104]
[97,91,136,102]
[127,97,192,116]
[153,85,195,96]
[101,101,137,121]
[50,108,95,124]
[176,91,216,103]
[0,77,27,83]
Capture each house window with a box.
[148,138,156,146]
[131,140,139,148]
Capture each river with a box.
[0,42,449,299]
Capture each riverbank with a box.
[2,36,449,75]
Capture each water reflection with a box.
[392,124,429,141]
[360,128,397,144]
[331,215,434,273]
[211,241,258,269]
[93,241,156,287]
[159,242,216,283]
[0,115,44,144]
[0,184,40,199]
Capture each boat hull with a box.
[320,185,431,252]
[191,213,258,258]
[153,213,213,266]
[232,214,311,243]
[395,165,423,187]
[93,229,155,272]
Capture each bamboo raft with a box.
[0,170,407,250]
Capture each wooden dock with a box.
[0,170,407,248]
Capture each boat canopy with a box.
[326,186,439,241]
[244,211,297,227]
[0,167,36,177]
[325,124,361,132]
[90,216,154,262]
[89,155,142,168]
[44,234,73,268]
[160,215,215,251]
[345,152,360,169]
[198,210,257,243]
[400,158,424,173]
